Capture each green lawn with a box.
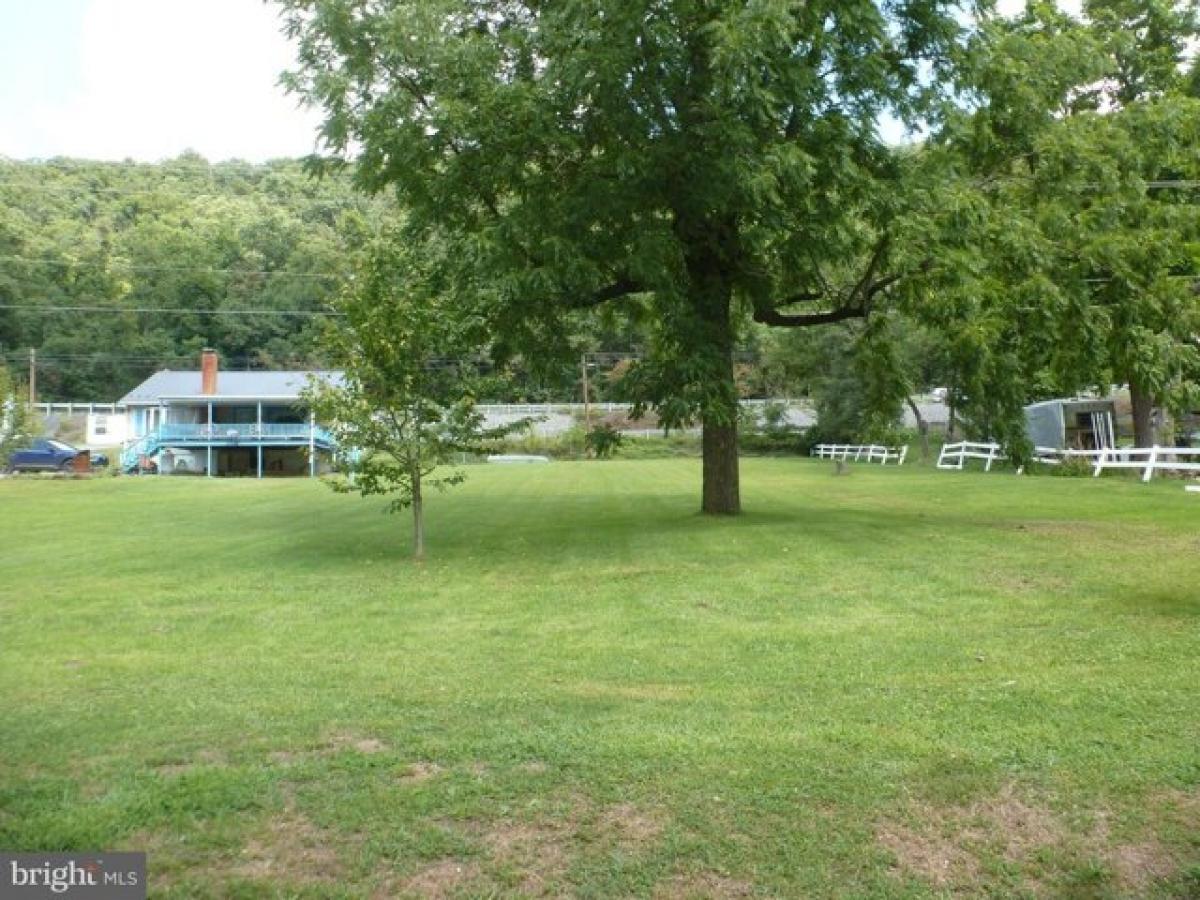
[1,459,1198,898]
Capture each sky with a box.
[0,0,1078,164]
[0,0,322,163]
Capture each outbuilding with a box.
[1024,398,1117,451]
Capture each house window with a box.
[94,416,108,435]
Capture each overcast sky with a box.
[0,0,1070,164]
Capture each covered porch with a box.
[125,400,334,477]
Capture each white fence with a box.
[939,441,1200,482]
[34,402,121,415]
[936,441,1006,471]
[811,444,908,465]
[1049,446,1200,482]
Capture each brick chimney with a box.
[201,348,218,395]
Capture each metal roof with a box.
[119,370,343,405]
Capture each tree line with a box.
[0,154,379,399]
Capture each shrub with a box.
[585,424,624,458]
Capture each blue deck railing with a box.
[120,424,335,471]
[156,423,334,443]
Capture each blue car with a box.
[6,439,109,473]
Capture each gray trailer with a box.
[1024,398,1117,451]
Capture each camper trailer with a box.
[1024,398,1117,451]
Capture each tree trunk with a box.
[411,468,425,561]
[702,412,740,515]
[690,256,741,516]
[1130,381,1157,448]
[906,396,930,461]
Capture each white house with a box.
[118,349,341,477]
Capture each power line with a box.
[2,355,326,366]
[0,303,343,318]
[0,182,386,206]
[0,256,344,280]
[0,157,343,175]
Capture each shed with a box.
[1024,398,1117,451]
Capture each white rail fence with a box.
[936,441,1007,471]
[811,444,908,465]
[939,441,1200,482]
[1043,446,1200,482]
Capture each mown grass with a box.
[1,459,1198,898]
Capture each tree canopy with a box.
[279,0,988,513]
[923,0,1200,449]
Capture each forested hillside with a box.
[0,154,674,403]
[0,154,893,409]
[0,154,384,400]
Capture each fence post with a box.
[1093,447,1106,478]
[1142,446,1159,483]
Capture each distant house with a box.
[86,409,129,446]
[118,349,341,476]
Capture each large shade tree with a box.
[938,0,1200,448]
[278,0,982,514]
[1073,0,1199,444]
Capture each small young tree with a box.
[305,234,516,559]
[0,364,36,471]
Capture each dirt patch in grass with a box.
[481,817,574,896]
[376,859,484,899]
[233,804,344,886]
[653,871,755,898]
[399,761,444,783]
[878,783,1194,894]
[322,732,389,755]
[596,801,665,849]
[968,784,1061,862]
[876,819,980,888]
[1109,842,1177,890]
[1157,787,1200,823]
[453,796,667,894]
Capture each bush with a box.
[585,424,624,458]
[1041,456,1096,477]
[615,433,701,459]
[739,431,805,456]
[500,425,588,459]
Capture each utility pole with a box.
[28,348,36,406]
[581,353,592,429]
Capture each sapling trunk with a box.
[411,465,425,561]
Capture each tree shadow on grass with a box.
[276,492,976,572]
[1103,585,1200,619]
